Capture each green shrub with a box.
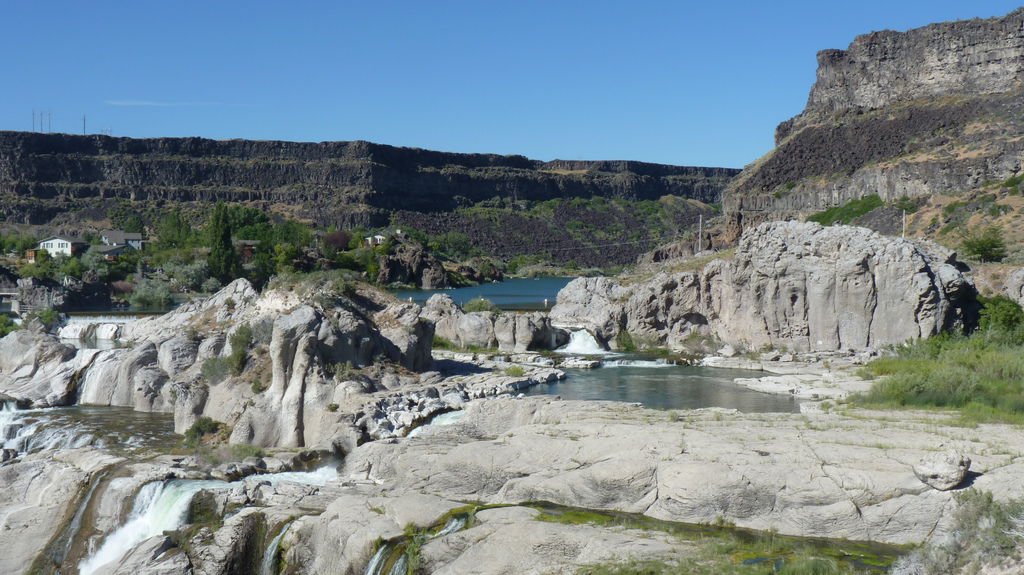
[201,357,231,385]
[183,416,221,448]
[859,328,1024,423]
[806,195,883,226]
[961,226,1007,262]
[504,366,526,377]
[463,297,499,313]
[978,295,1024,334]
[230,443,264,460]
[897,490,1024,574]
[228,324,253,375]
[0,314,17,338]
[615,330,637,352]
[129,279,172,309]
[432,335,457,350]
[24,309,61,331]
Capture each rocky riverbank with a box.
[5,394,1024,574]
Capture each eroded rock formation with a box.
[724,8,1024,238]
[551,222,978,352]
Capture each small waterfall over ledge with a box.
[556,330,611,355]
[78,480,224,575]
[260,522,291,575]
[79,466,339,574]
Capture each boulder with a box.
[374,303,435,372]
[157,335,199,378]
[914,450,971,491]
[0,330,79,406]
[1005,268,1024,307]
[423,294,567,353]
[376,242,450,289]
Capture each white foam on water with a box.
[556,330,611,355]
[408,410,466,438]
[601,359,674,368]
[79,479,226,575]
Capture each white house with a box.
[37,236,87,258]
[100,229,144,250]
[365,234,387,246]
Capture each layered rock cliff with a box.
[0,131,738,229]
[551,221,978,352]
[725,8,1024,239]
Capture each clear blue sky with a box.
[3,1,1021,168]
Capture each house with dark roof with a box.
[100,229,144,250]
[95,244,130,261]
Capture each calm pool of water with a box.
[525,364,801,413]
[392,277,572,310]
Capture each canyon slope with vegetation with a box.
[0,133,737,267]
[723,7,1024,264]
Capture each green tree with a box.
[979,295,1024,334]
[961,226,1007,262]
[19,250,54,280]
[0,314,17,338]
[156,209,194,249]
[207,203,241,283]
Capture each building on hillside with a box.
[365,234,387,246]
[37,236,87,258]
[233,240,261,263]
[100,229,144,250]
[95,244,130,261]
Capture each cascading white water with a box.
[80,466,338,574]
[601,359,674,368]
[0,403,97,455]
[556,330,611,355]
[262,465,338,486]
[260,522,291,575]
[407,410,466,438]
[364,514,470,575]
[78,479,226,575]
[364,544,390,575]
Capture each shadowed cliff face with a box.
[0,131,738,229]
[725,7,1024,240]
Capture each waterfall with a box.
[79,466,337,574]
[407,410,466,438]
[601,359,674,368]
[556,330,611,355]
[260,522,291,575]
[0,404,98,455]
[364,544,391,575]
[78,479,225,575]
[364,514,470,575]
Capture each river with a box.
[391,277,572,310]
[525,363,800,413]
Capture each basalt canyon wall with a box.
[0,131,738,229]
[724,7,1024,239]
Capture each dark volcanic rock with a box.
[724,8,1024,239]
[0,132,738,230]
[377,242,449,289]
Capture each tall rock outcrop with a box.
[551,222,978,352]
[725,8,1024,239]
